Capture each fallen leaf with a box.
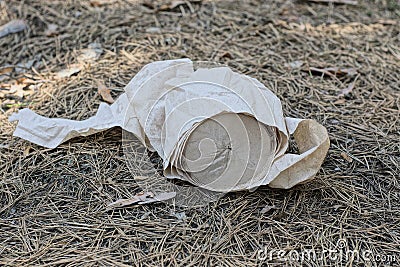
[285,60,304,69]
[44,23,58,36]
[106,177,115,185]
[9,84,26,98]
[307,67,357,77]
[97,82,114,104]
[0,66,13,82]
[56,65,81,78]
[340,152,353,163]
[261,205,276,214]
[16,77,36,85]
[0,19,27,38]
[305,0,358,5]
[221,51,233,59]
[78,43,103,62]
[23,146,32,156]
[107,192,154,209]
[138,192,176,204]
[0,66,14,75]
[333,98,346,104]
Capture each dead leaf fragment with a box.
[138,192,176,204]
[0,66,14,75]
[56,66,81,78]
[4,79,36,99]
[16,77,37,85]
[97,82,114,104]
[338,75,359,97]
[78,43,103,62]
[44,23,58,36]
[285,60,304,69]
[0,66,13,82]
[23,146,32,157]
[9,84,26,98]
[107,192,154,209]
[0,19,27,38]
[221,51,233,59]
[340,152,353,163]
[261,205,276,214]
[333,98,346,105]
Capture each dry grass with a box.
[0,0,399,266]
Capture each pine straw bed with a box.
[0,0,399,266]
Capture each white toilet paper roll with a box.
[179,113,277,192]
[9,58,330,199]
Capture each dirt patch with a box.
[0,0,399,266]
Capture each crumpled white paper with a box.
[9,59,329,192]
